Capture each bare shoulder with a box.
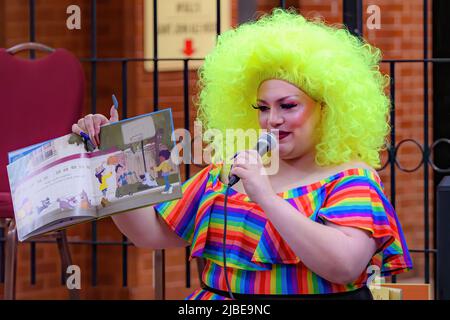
[304,160,379,185]
[336,160,379,176]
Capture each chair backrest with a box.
[0,47,85,196]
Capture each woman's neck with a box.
[262,151,324,191]
[276,151,319,176]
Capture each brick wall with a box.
[0,0,433,299]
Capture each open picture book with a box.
[7,109,182,241]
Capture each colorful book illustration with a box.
[7,109,182,241]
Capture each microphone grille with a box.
[256,132,277,157]
[263,132,277,151]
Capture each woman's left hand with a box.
[229,150,277,205]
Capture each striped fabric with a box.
[154,163,412,299]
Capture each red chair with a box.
[0,42,84,299]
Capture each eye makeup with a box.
[251,103,298,111]
[279,103,298,109]
[251,104,269,111]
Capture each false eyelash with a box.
[251,104,269,111]
[280,104,298,109]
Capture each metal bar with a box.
[91,65,97,113]
[238,0,257,24]
[152,0,164,299]
[389,61,397,283]
[60,252,65,285]
[74,57,450,63]
[356,0,363,37]
[0,236,433,252]
[60,266,65,285]
[121,61,128,120]
[437,176,450,299]
[30,242,36,284]
[431,0,450,300]
[183,60,190,179]
[343,0,363,37]
[29,0,37,285]
[185,247,190,288]
[91,0,97,113]
[410,249,437,253]
[216,0,221,36]
[382,58,450,63]
[80,57,205,62]
[423,0,430,284]
[91,0,97,57]
[153,0,159,111]
[154,249,165,299]
[4,219,17,299]
[29,0,35,59]
[56,231,80,299]
[122,235,128,287]
[121,62,128,287]
[389,61,397,208]
[90,0,98,288]
[183,59,191,288]
[91,222,97,287]
[280,0,286,9]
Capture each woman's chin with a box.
[276,145,292,159]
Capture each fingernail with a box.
[229,152,238,160]
[89,134,96,146]
[112,94,119,110]
[80,131,89,140]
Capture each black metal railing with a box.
[437,176,450,299]
[1,0,449,300]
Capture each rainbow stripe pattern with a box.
[154,163,412,299]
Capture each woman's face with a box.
[255,79,321,160]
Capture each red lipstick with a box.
[278,131,291,140]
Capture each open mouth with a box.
[278,131,291,140]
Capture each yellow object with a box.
[154,160,172,174]
[370,283,432,300]
[370,285,402,300]
[100,172,112,190]
[369,286,391,300]
[388,287,403,300]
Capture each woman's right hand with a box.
[71,105,119,147]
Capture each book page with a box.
[7,134,97,241]
[95,109,182,218]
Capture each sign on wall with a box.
[144,0,232,72]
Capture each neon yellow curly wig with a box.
[196,8,390,169]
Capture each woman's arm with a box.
[259,195,377,285]
[111,206,189,249]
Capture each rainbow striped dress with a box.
[154,163,412,300]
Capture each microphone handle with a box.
[227,141,270,187]
[228,174,240,187]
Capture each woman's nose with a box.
[268,108,284,127]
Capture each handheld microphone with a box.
[227,132,278,187]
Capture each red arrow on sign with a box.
[183,39,195,56]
